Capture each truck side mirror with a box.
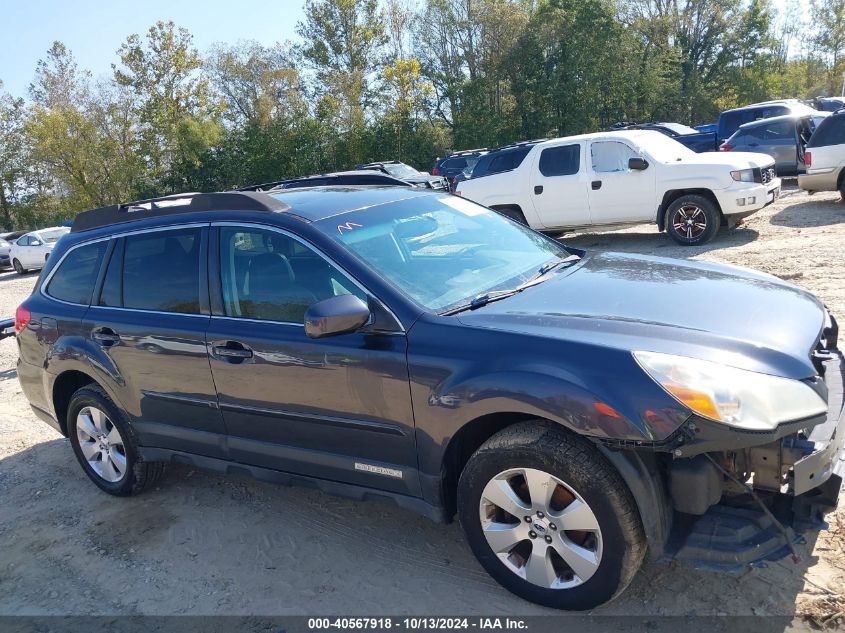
[629,157,650,171]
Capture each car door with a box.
[205,223,419,497]
[17,236,39,267]
[84,225,229,459]
[529,142,591,228]
[587,140,657,223]
[750,120,796,175]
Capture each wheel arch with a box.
[439,413,671,560]
[657,189,724,231]
[52,369,98,436]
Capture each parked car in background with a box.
[0,236,12,269]
[237,170,414,192]
[431,149,487,190]
[810,97,845,113]
[720,113,828,176]
[695,123,718,134]
[612,122,719,153]
[356,161,448,190]
[718,100,823,143]
[799,109,845,198]
[9,226,70,274]
[456,130,780,245]
[1,230,28,242]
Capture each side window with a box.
[45,241,107,304]
[757,121,793,141]
[487,152,515,174]
[98,239,123,307]
[591,141,638,173]
[538,144,580,177]
[18,236,30,246]
[123,228,201,314]
[809,117,845,148]
[443,157,468,169]
[219,227,365,324]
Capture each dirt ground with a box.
[1,186,844,623]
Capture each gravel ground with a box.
[0,187,843,622]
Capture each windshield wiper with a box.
[442,255,581,316]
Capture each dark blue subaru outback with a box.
[14,186,844,610]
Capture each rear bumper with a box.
[798,168,841,192]
[0,254,9,267]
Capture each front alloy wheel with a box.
[665,194,720,245]
[458,422,646,610]
[479,467,602,589]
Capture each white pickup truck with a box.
[455,130,781,245]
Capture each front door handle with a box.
[212,342,254,362]
[591,180,602,190]
[92,327,120,347]
[534,185,543,195]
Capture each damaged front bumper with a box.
[665,346,844,572]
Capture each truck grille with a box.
[760,166,776,185]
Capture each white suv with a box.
[799,110,845,198]
[9,226,70,274]
[455,130,781,245]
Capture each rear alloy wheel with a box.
[68,384,163,495]
[458,422,646,610]
[13,259,26,275]
[665,195,720,245]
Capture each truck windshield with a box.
[637,133,697,163]
[315,195,567,313]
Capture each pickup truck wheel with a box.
[13,259,27,275]
[67,384,164,496]
[457,422,646,610]
[665,195,720,245]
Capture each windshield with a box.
[316,195,567,313]
[383,163,422,179]
[37,228,69,243]
[636,132,697,163]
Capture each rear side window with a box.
[538,144,580,177]
[122,228,202,314]
[442,157,468,169]
[808,115,845,148]
[45,241,107,304]
[754,120,793,140]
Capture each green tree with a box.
[0,86,28,230]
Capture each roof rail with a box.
[448,147,488,156]
[71,191,289,233]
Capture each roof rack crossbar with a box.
[71,191,290,233]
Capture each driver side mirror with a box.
[304,294,371,339]
[629,157,650,171]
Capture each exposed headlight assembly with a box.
[633,351,827,431]
[730,168,755,182]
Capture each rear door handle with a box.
[212,342,254,362]
[534,185,543,195]
[92,327,120,346]
[591,180,602,190]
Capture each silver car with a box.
[720,113,829,176]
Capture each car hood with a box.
[671,151,776,169]
[457,252,827,379]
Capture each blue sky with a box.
[0,0,306,99]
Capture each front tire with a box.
[67,384,163,496]
[457,422,645,610]
[665,195,720,245]
[13,259,26,275]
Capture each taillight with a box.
[15,305,31,334]
[805,151,812,168]
[720,144,734,152]
[453,190,462,197]
[431,167,439,175]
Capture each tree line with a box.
[1,0,843,229]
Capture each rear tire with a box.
[13,259,26,275]
[67,384,164,496]
[493,206,528,225]
[457,422,646,610]
[665,195,720,245]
